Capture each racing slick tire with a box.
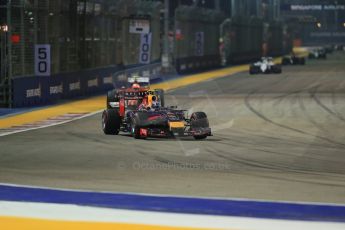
[106,90,118,109]
[249,65,260,75]
[131,118,142,139]
[320,53,327,59]
[272,65,282,74]
[131,112,149,139]
[154,89,165,107]
[190,112,209,140]
[308,53,315,59]
[299,57,306,65]
[282,57,290,65]
[102,109,120,135]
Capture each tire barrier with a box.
[11,63,162,108]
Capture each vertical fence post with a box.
[7,0,12,107]
[20,1,25,75]
[162,0,170,71]
[0,23,6,85]
[256,0,262,18]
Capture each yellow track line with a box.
[0,95,105,128]
[0,216,220,230]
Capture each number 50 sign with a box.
[35,44,51,76]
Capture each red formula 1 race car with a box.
[102,77,212,140]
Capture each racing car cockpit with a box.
[137,94,161,111]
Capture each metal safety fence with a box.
[220,16,263,64]
[4,0,162,75]
[174,5,224,73]
[0,0,162,107]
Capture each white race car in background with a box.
[308,48,327,59]
[249,57,282,74]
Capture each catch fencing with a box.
[174,5,224,73]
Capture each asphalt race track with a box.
[1,52,345,204]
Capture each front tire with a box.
[190,112,209,140]
[102,109,120,135]
[131,118,141,139]
[131,112,149,139]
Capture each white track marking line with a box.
[1,201,345,230]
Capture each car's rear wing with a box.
[128,77,150,84]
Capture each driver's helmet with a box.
[131,80,140,89]
[151,95,160,109]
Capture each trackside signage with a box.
[195,32,204,56]
[26,84,41,98]
[87,78,98,88]
[35,44,51,76]
[103,76,113,84]
[50,84,63,95]
[139,33,152,64]
[129,19,150,34]
[285,4,345,11]
[69,81,81,91]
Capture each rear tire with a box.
[300,58,306,65]
[102,109,120,135]
[282,58,289,65]
[190,112,209,140]
[249,66,259,75]
[273,65,282,74]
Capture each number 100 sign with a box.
[139,33,152,64]
[35,44,51,76]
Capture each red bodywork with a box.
[114,88,150,118]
